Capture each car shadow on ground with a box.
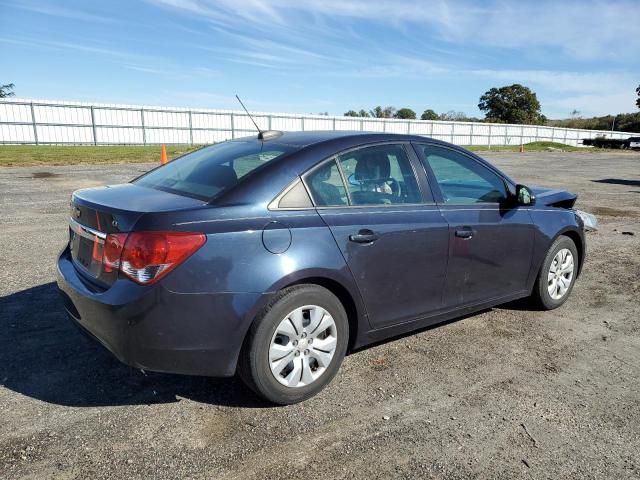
[0,282,271,409]
[592,178,640,188]
[1,283,539,409]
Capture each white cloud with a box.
[147,0,640,61]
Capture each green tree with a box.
[394,108,416,119]
[369,106,396,118]
[478,84,544,124]
[369,106,384,118]
[0,83,15,98]
[344,109,371,117]
[420,109,439,120]
[636,84,640,109]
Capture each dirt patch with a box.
[31,171,60,179]
[590,206,637,217]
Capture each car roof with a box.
[230,130,448,149]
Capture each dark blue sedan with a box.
[57,131,587,404]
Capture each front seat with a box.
[352,152,392,204]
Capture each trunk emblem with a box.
[73,207,81,219]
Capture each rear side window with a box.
[134,141,294,200]
[306,160,348,206]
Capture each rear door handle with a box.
[349,229,378,244]
[455,228,474,239]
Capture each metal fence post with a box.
[360,118,364,131]
[332,117,336,131]
[563,128,568,145]
[488,124,492,150]
[407,120,411,134]
[90,106,97,145]
[429,121,434,139]
[268,115,272,130]
[230,113,235,139]
[450,123,454,144]
[535,125,539,143]
[29,102,39,145]
[301,117,305,131]
[470,122,474,146]
[521,125,525,147]
[140,108,146,145]
[188,110,193,145]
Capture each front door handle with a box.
[349,229,378,244]
[455,228,474,239]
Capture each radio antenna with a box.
[235,94,263,134]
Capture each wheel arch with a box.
[282,276,361,352]
[555,227,585,276]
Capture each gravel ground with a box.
[1,151,639,479]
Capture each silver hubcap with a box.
[269,305,338,388]
[548,248,574,300]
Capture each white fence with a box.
[0,98,636,147]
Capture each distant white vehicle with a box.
[628,137,640,150]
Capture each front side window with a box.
[419,145,507,204]
[135,141,295,200]
[337,144,421,205]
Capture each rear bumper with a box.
[56,247,266,377]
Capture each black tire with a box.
[238,284,349,405]
[531,236,579,310]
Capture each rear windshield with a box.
[134,141,295,200]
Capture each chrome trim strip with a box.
[69,217,107,240]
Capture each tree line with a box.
[343,83,640,133]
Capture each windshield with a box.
[134,141,295,200]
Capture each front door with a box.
[414,143,535,307]
[305,143,449,329]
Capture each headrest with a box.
[190,163,238,189]
[354,151,390,181]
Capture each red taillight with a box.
[103,233,127,273]
[100,231,205,284]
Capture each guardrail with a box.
[0,98,636,146]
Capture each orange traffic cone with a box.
[160,144,168,165]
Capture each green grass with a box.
[0,145,202,167]
[0,140,629,167]
[466,141,604,152]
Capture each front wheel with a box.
[238,285,349,404]
[531,236,578,310]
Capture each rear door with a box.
[413,143,535,307]
[304,143,449,329]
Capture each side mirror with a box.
[516,184,535,206]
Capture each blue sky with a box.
[1,0,638,118]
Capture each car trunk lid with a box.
[69,184,207,287]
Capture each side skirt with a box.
[353,290,530,350]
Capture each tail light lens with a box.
[103,233,128,273]
[100,231,205,284]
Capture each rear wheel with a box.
[531,236,578,310]
[238,285,348,404]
